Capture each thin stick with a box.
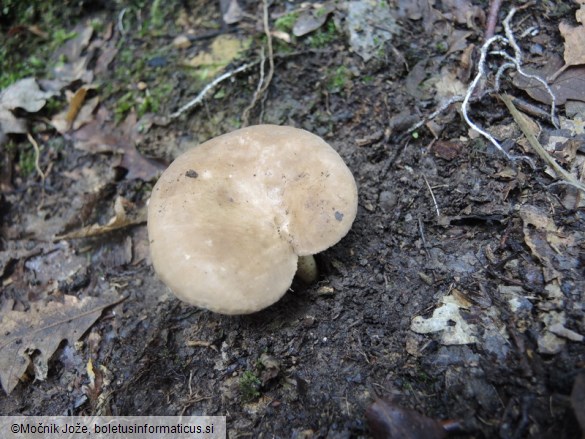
[500,94,585,193]
[169,61,257,120]
[241,0,274,126]
[258,0,274,99]
[26,133,46,182]
[27,132,47,206]
[422,174,441,218]
[242,46,266,126]
[485,0,505,40]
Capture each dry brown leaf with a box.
[0,293,124,394]
[66,87,88,124]
[559,2,585,68]
[442,0,485,28]
[518,205,564,283]
[71,108,164,180]
[115,111,166,180]
[512,55,585,105]
[55,196,146,240]
[559,21,585,68]
[94,43,118,75]
[51,89,99,134]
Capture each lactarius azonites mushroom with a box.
[148,125,357,314]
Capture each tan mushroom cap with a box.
[148,124,358,314]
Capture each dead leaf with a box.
[66,87,88,123]
[433,67,467,101]
[54,24,93,62]
[518,206,559,279]
[51,23,95,84]
[442,0,485,29]
[410,292,478,345]
[0,78,56,113]
[0,293,124,394]
[513,55,585,105]
[293,4,335,37]
[559,3,585,71]
[220,0,243,25]
[0,78,58,136]
[430,140,463,160]
[94,43,118,75]
[55,196,146,240]
[71,108,165,181]
[347,0,398,62]
[51,87,99,134]
[446,29,472,55]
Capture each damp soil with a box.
[1,1,584,438]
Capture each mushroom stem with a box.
[296,255,319,284]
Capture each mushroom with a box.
[147,124,358,314]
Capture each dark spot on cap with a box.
[185,169,198,178]
[335,211,344,221]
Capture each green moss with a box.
[274,12,299,33]
[239,370,261,402]
[362,75,374,84]
[52,29,78,47]
[308,21,338,48]
[435,40,448,54]
[327,65,351,93]
[0,2,87,89]
[113,91,135,122]
[18,145,37,176]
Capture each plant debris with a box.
[0,293,124,394]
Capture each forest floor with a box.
[1,1,584,438]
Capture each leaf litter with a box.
[0,293,125,394]
[1,1,585,437]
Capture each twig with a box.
[422,174,441,218]
[118,8,127,35]
[242,47,266,126]
[418,217,431,259]
[485,0,505,40]
[258,0,274,100]
[26,132,47,206]
[241,0,274,126]
[500,94,585,194]
[169,61,257,120]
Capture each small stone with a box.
[173,35,191,49]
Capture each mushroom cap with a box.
[148,124,357,314]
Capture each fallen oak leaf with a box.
[71,108,165,180]
[512,55,585,105]
[549,3,585,82]
[0,292,125,395]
